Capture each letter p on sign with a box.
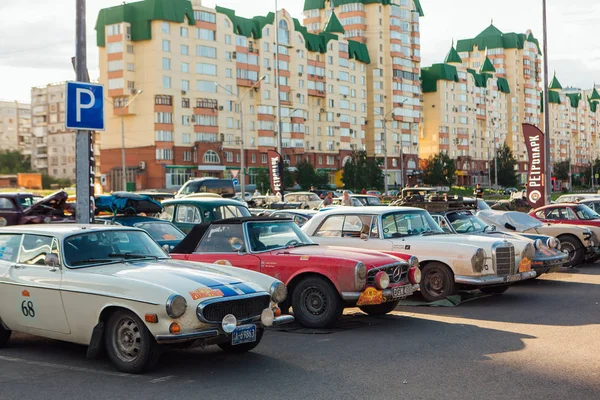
[65,82,105,131]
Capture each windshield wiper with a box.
[108,253,160,260]
[70,258,122,266]
[290,243,318,248]
[421,231,443,236]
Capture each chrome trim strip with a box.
[491,241,515,275]
[455,271,537,285]
[196,292,270,323]
[155,329,220,344]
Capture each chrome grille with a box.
[494,244,516,276]
[197,293,270,324]
[367,263,409,285]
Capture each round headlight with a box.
[261,308,275,327]
[374,271,390,290]
[222,314,237,333]
[546,237,558,249]
[269,281,287,303]
[471,248,485,272]
[166,294,187,319]
[408,267,421,284]
[533,239,543,250]
[522,243,535,260]
[408,256,419,269]
[355,262,367,291]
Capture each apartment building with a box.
[420,43,510,186]
[96,0,373,191]
[303,0,425,186]
[0,101,31,156]
[545,77,600,176]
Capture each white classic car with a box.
[0,225,292,373]
[302,207,537,302]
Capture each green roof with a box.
[303,0,424,17]
[549,74,562,90]
[590,87,600,101]
[348,40,371,64]
[466,68,492,88]
[479,55,496,73]
[444,44,462,64]
[565,93,581,108]
[323,11,345,34]
[456,24,542,55]
[95,0,195,47]
[497,77,510,94]
[215,6,274,39]
[548,90,561,104]
[421,63,459,93]
[589,98,598,113]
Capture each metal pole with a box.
[400,137,404,188]
[239,104,245,197]
[542,0,552,203]
[75,0,92,224]
[568,140,572,190]
[121,114,126,191]
[494,127,498,190]
[488,144,492,190]
[383,121,388,194]
[274,0,284,195]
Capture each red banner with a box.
[267,150,283,196]
[522,123,546,208]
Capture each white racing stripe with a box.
[0,355,138,379]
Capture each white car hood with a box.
[477,210,543,232]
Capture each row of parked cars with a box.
[0,184,598,374]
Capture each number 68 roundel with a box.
[21,300,35,318]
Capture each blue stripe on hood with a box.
[171,272,256,297]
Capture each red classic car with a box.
[170,217,421,328]
[529,204,600,228]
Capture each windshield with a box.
[64,230,168,268]
[246,221,314,252]
[134,222,185,241]
[477,199,491,210]
[445,212,488,234]
[381,210,444,238]
[364,197,382,206]
[209,205,251,220]
[17,196,35,208]
[574,205,600,220]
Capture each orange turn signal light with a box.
[169,322,181,334]
[273,307,281,317]
[145,314,158,323]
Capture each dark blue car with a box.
[96,216,185,250]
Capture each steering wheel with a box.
[285,239,300,247]
[464,225,474,232]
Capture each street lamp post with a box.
[214,77,265,197]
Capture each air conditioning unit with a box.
[100,174,107,185]
[320,108,325,113]
[181,90,187,95]
[336,113,341,117]
[218,105,224,111]
[343,95,347,99]
[296,93,301,98]
[130,88,137,95]
[138,161,146,170]
[298,72,303,77]
[267,67,272,71]
[125,34,132,40]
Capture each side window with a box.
[176,205,202,223]
[0,234,22,262]
[544,209,558,220]
[314,215,344,237]
[197,225,245,253]
[342,215,363,237]
[536,210,547,219]
[564,208,578,220]
[19,235,54,266]
[0,198,15,210]
[294,215,308,226]
[159,205,175,221]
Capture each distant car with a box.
[134,191,175,202]
[175,178,235,199]
[0,224,292,373]
[366,191,381,196]
[0,191,73,226]
[352,195,383,206]
[236,192,253,202]
[579,199,600,214]
[530,204,600,228]
[318,196,365,209]
[555,194,600,204]
[159,197,251,233]
[270,209,318,227]
[284,192,322,209]
[96,216,185,250]
[503,188,518,195]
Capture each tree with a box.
[295,160,317,190]
[422,152,456,187]
[283,166,295,189]
[0,150,31,174]
[341,150,384,191]
[490,143,517,188]
[553,161,570,182]
[254,168,270,194]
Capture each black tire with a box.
[558,236,585,268]
[292,276,343,328]
[359,300,400,316]
[420,262,456,302]
[104,310,160,374]
[0,324,11,348]
[480,286,509,295]
[218,327,264,354]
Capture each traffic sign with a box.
[65,82,105,130]
[595,174,599,179]
[232,178,239,186]
[231,170,239,179]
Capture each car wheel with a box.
[359,300,400,316]
[292,276,343,328]
[105,310,160,374]
[558,236,584,267]
[0,323,11,348]
[420,262,456,302]
[218,327,264,354]
[480,286,509,295]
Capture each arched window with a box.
[278,19,289,45]
[407,159,416,169]
[203,150,220,164]
[342,156,352,166]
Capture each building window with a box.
[162,22,170,34]
[127,63,135,71]
[107,60,123,72]
[203,150,220,164]
[162,40,170,52]
[180,27,188,37]
[194,11,216,23]
[107,42,123,54]
[196,45,216,58]
[180,44,189,55]
[183,151,192,161]
[181,98,190,108]
[162,76,171,89]
[181,62,189,73]
[278,19,290,45]
[261,154,267,163]
[106,24,121,36]
[224,152,233,162]
[155,95,172,105]
[162,57,170,70]
[196,63,217,75]
[195,98,218,109]
[181,80,190,91]
[156,148,173,160]
[154,112,173,124]
[182,134,191,144]
[196,80,217,92]
[252,154,256,163]
[108,78,124,90]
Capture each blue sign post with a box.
[66,82,105,130]
[232,178,239,186]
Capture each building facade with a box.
[0,101,31,156]
[303,0,425,187]
[96,0,382,191]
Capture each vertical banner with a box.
[89,131,95,221]
[267,150,283,196]
[522,123,546,208]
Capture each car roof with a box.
[272,209,318,216]
[0,224,142,238]
[97,216,167,224]
[0,192,34,197]
[318,206,422,215]
[163,198,243,206]
[285,192,317,195]
[211,216,293,225]
[352,195,379,198]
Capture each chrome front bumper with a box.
[455,271,537,286]
[155,315,294,344]
[341,284,420,302]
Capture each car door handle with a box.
[11,264,24,269]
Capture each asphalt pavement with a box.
[1,265,599,400]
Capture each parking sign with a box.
[65,82,105,130]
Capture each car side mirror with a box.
[162,244,170,254]
[504,223,516,231]
[45,253,60,268]
[360,233,369,241]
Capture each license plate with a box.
[391,285,413,298]
[506,274,523,283]
[231,324,256,346]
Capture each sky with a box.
[0,0,598,103]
